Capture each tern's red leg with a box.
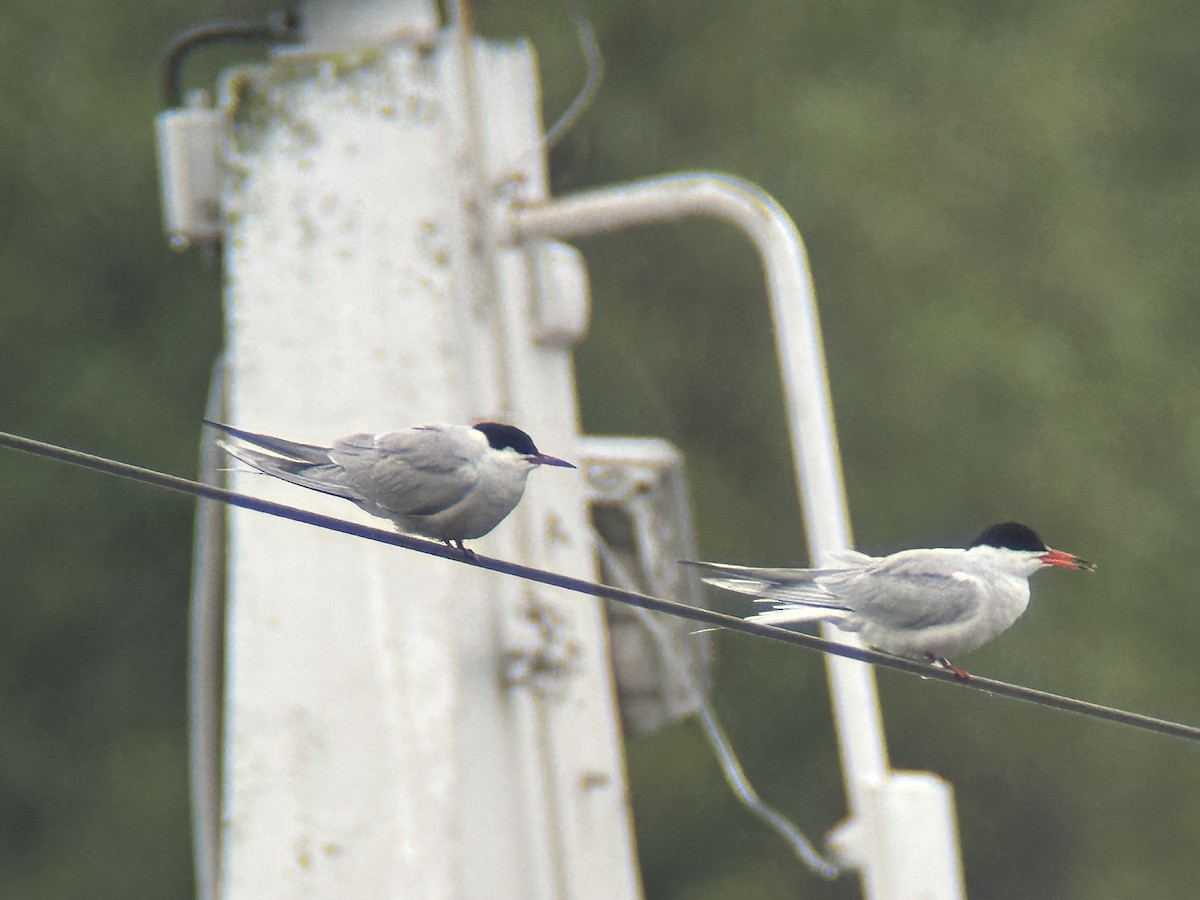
[926,654,972,681]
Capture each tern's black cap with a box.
[474,422,541,456]
[969,522,1049,552]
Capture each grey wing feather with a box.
[688,551,985,633]
[329,426,479,516]
[205,420,333,463]
[832,569,982,630]
[683,561,852,609]
[218,441,366,503]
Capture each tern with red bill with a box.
[207,420,575,553]
[686,522,1094,678]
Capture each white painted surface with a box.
[217,15,639,900]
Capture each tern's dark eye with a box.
[473,422,540,455]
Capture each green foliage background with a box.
[2,1,1198,897]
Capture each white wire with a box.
[544,16,604,150]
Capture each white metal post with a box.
[212,2,640,897]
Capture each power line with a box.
[1,427,1198,744]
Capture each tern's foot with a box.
[926,654,972,681]
[444,539,477,560]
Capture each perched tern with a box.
[687,522,1094,678]
[207,420,575,553]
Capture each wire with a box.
[2,427,1198,744]
[544,15,605,149]
[488,14,604,198]
[162,11,301,107]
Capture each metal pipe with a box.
[508,172,892,806]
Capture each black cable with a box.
[163,11,301,108]
[1,428,1198,744]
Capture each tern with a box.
[686,522,1094,678]
[207,420,575,553]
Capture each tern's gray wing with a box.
[212,422,366,503]
[823,555,982,630]
[206,421,334,463]
[329,426,480,516]
[683,561,853,609]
